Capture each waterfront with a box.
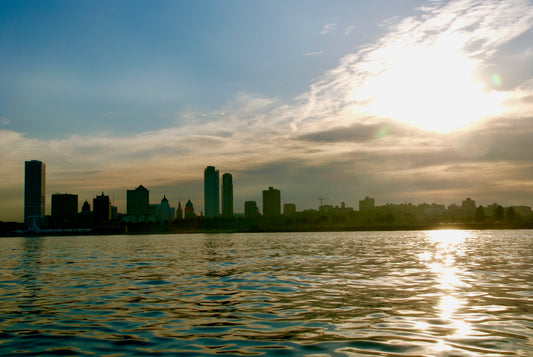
[0,230,531,356]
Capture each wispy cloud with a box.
[2,0,533,220]
[320,23,336,35]
[344,25,356,35]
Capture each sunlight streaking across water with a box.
[0,231,531,356]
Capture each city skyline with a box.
[11,159,533,225]
[2,1,533,221]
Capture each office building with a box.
[244,201,259,219]
[24,160,46,223]
[359,196,375,213]
[262,186,281,217]
[152,195,174,223]
[221,173,233,218]
[283,203,296,215]
[204,166,219,217]
[93,192,111,224]
[462,197,476,219]
[127,185,150,216]
[51,193,78,226]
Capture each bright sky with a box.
[1,0,533,221]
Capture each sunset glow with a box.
[1,0,533,220]
[358,40,506,132]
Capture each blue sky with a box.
[1,0,416,137]
[1,0,533,221]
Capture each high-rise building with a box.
[461,197,476,219]
[359,196,375,213]
[93,192,110,224]
[51,193,78,226]
[127,185,149,216]
[244,201,259,219]
[262,186,281,217]
[204,166,219,218]
[24,160,46,223]
[221,173,233,218]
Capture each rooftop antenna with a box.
[318,196,328,206]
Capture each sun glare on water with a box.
[356,38,506,132]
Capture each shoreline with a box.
[3,222,533,238]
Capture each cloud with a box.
[320,23,336,35]
[0,116,10,126]
[344,25,356,35]
[3,0,533,221]
[295,120,422,143]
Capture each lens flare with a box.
[491,73,502,87]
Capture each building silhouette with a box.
[462,197,476,219]
[51,193,78,226]
[221,173,233,218]
[24,160,46,223]
[262,186,281,217]
[359,196,375,213]
[176,201,183,220]
[150,195,174,223]
[283,203,296,215]
[127,185,149,216]
[244,201,259,219]
[185,199,196,219]
[93,192,110,224]
[204,166,220,217]
[81,200,91,212]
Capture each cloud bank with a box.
[2,0,533,221]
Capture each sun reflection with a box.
[422,230,473,346]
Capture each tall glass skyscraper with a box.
[24,160,46,223]
[204,166,219,217]
[222,173,233,218]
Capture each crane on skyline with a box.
[318,196,329,206]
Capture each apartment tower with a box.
[204,166,220,217]
[24,160,46,223]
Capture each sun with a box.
[356,38,506,132]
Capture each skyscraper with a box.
[262,186,281,217]
[51,193,78,227]
[221,173,233,218]
[93,192,111,225]
[244,201,259,219]
[204,166,219,218]
[127,185,149,216]
[24,160,46,223]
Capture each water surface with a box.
[0,230,532,356]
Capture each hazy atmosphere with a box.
[2,0,533,221]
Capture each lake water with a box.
[0,230,532,356]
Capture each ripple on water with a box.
[0,231,532,356]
